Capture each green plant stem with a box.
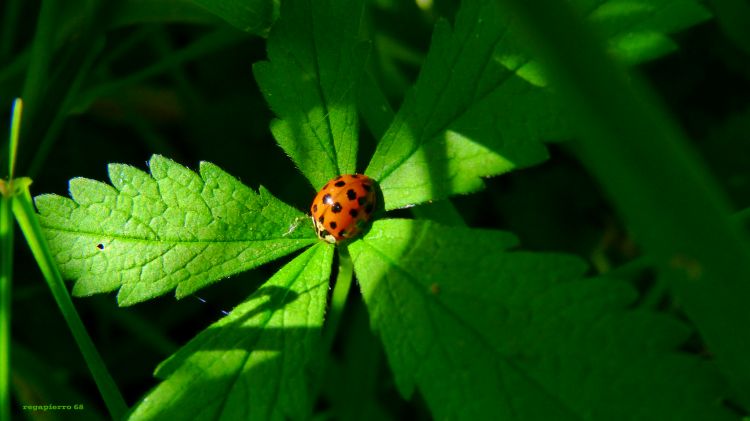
[0,193,12,421]
[324,246,354,351]
[8,99,22,180]
[11,184,127,419]
[498,0,750,407]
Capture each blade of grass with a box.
[8,98,21,179]
[0,193,12,421]
[1,97,22,421]
[11,182,127,418]
[498,0,750,407]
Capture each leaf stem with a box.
[11,184,127,419]
[324,245,354,351]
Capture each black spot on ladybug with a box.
[358,197,366,206]
[349,209,358,217]
[318,215,325,224]
[313,204,318,213]
[96,243,105,250]
[346,189,357,200]
[335,180,346,187]
[330,221,338,229]
[362,184,372,192]
[332,202,342,213]
[365,204,373,214]
[322,194,332,205]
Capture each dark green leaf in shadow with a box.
[129,243,333,420]
[350,219,734,420]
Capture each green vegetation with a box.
[2,0,749,419]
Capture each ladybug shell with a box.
[310,174,376,243]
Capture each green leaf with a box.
[350,219,734,420]
[34,155,316,306]
[253,0,368,190]
[365,0,559,210]
[129,243,333,420]
[365,0,710,210]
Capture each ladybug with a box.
[311,174,376,243]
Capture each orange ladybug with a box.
[310,174,376,243]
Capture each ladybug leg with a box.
[283,216,306,236]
